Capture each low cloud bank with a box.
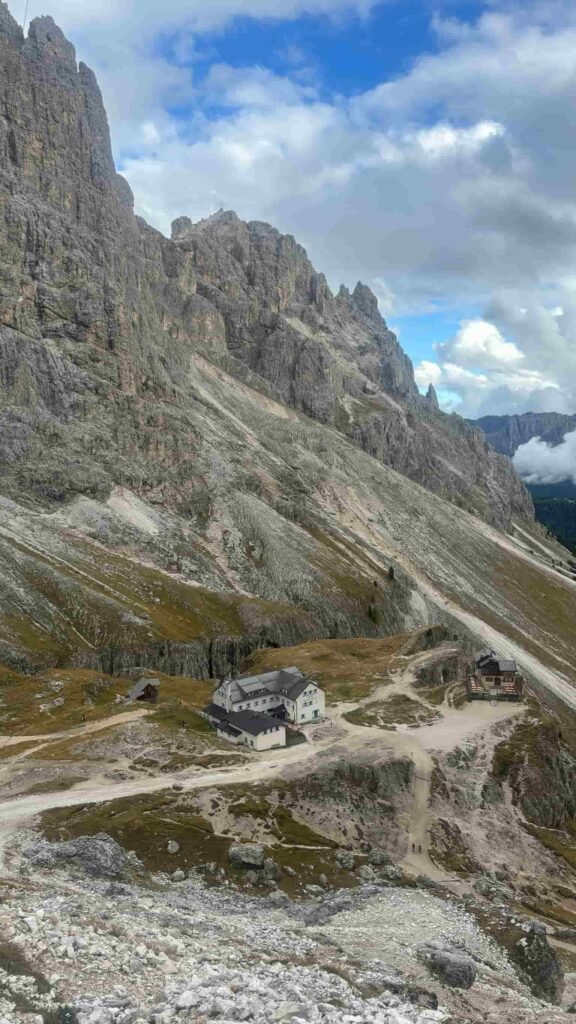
[513,430,576,484]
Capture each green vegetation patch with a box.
[524,825,576,871]
[39,786,348,896]
[520,895,576,928]
[41,793,225,875]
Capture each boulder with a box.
[367,849,391,867]
[228,844,265,869]
[473,874,509,900]
[335,850,355,870]
[517,922,564,1005]
[382,864,402,881]
[263,857,282,881]
[167,840,180,855]
[22,834,140,878]
[417,940,477,989]
[358,864,377,882]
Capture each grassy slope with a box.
[0,667,214,738]
[242,634,412,703]
[39,786,353,895]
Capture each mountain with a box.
[2,3,576,709]
[1,11,576,1021]
[0,4,530,528]
[471,412,576,457]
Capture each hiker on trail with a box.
[412,843,415,853]
[418,844,422,854]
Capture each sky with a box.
[12,0,576,441]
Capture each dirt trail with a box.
[391,548,576,712]
[0,714,388,829]
[0,709,149,755]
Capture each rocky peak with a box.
[0,11,132,218]
[425,384,440,410]
[171,216,193,240]
[25,15,77,80]
[0,0,22,41]
[352,282,380,322]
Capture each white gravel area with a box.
[322,888,515,976]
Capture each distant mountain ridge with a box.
[471,412,576,457]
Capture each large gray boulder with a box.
[228,844,265,869]
[417,940,477,989]
[22,833,140,878]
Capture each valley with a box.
[2,632,576,1022]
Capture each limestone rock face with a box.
[0,3,530,530]
[472,411,576,457]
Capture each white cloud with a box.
[513,430,576,483]
[415,312,565,417]
[437,319,524,369]
[39,0,378,36]
[16,0,576,419]
[414,360,442,389]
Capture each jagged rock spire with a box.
[425,383,440,410]
[0,0,23,41]
[352,282,380,321]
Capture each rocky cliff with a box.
[0,3,529,528]
[7,5,576,683]
[471,413,576,457]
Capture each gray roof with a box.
[127,677,160,700]
[283,678,309,700]
[477,657,517,674]
[218,679,246,703]
[227,710,284,736]
[235,666,301,693]
[231,667,316,701]
[204,703,229,722]
[217,722,242,738]
[475,648,496,665]
[495,659,517,673]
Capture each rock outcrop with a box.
[22,833,142,878]
[516,923,564,1005]
[172,210,531,525]
[417,939,478,989]
[228,844,266,870]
